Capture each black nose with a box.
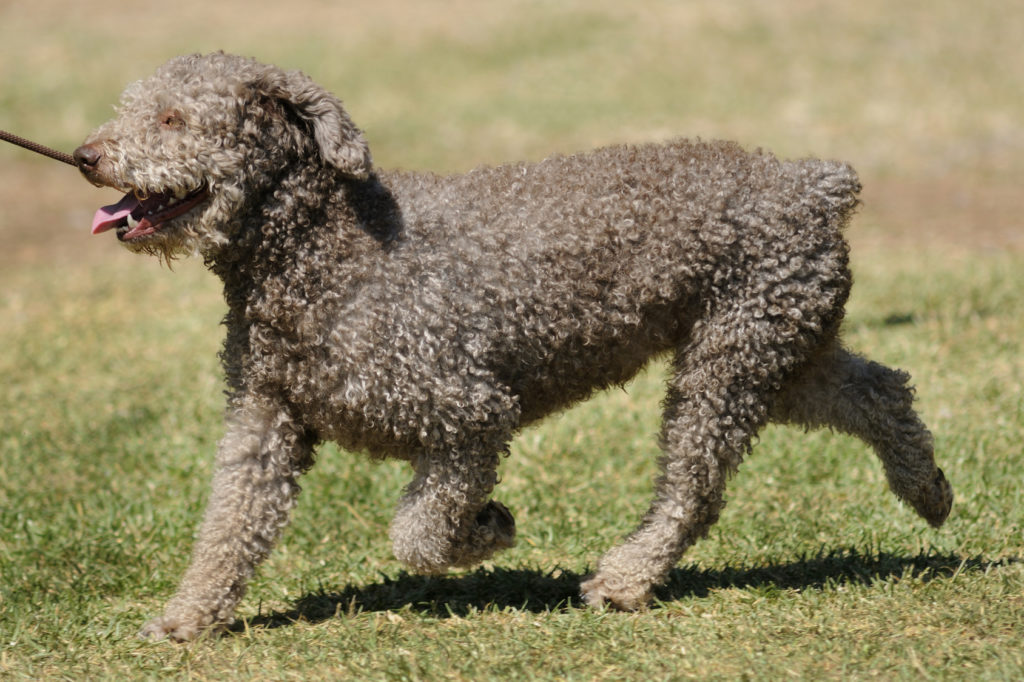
[73,144,102,168]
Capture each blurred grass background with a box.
[1,1,1022,679]
[2,0,1021,177]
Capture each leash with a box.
[1,129,76,166]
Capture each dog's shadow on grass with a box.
[243,548,1012,632]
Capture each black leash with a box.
[1,129,76,166]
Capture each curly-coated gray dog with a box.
[74,53,952,641]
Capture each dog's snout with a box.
[73,143,112,187]
[73,143,102,169]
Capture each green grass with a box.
[2,0,1022,176]
[2,0,1023,679]
[1,251,1022,680]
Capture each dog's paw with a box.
[450,500,516,568]
[138,615,224,642]
[910,467,954,528]
[476,500,516,549]
[580,573,652,611]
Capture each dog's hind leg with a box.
[139,397,316,641]
[581,290,835,610]
[771,341,952,527]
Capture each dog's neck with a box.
[209,168,400,270]
[206,170,405,346]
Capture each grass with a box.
[2,0,1023,679]
[2,252,1021,679]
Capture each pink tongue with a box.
[91,193,140,235]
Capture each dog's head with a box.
[74,52,372,259]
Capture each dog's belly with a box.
[501,307,685,425]
[512,348,660,426]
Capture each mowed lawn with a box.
[1,1,1022,679]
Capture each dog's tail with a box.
[789,158,862,230]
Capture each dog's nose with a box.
[73,143,102,169]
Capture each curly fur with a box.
[73,52,953,640]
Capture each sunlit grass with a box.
[1,0,1023,679]
[2,243,1021,679]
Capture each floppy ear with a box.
[250,67,372,179]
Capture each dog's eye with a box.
[159,110,186,131]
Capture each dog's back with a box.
[369,141,859,422]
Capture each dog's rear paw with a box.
[138,614,224,642]
[910,467,953,528]
[580,573,651,611]
[139,616,199,642]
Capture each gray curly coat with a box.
[73,53,952,641]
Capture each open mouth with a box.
[90,186,209,241]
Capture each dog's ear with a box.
[249,68,372,179]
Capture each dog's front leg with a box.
[389,447,516,573]
[139,399,315,641]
